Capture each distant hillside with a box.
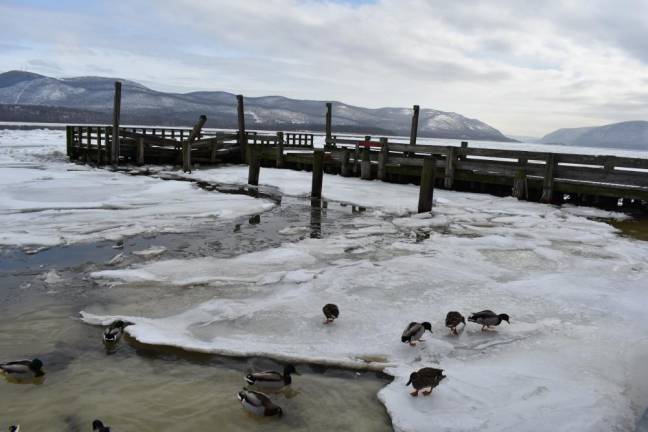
[0,70,514,141]
[541,121,648,150]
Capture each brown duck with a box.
[445,311,466,335]
[406,367,446,397]
[322,303,339,324]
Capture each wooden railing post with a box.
[66,126,73,159]
[459,141,468,161]
[377,137,389,180]
[276,131,285,168]
[360,147,371,180]
[444,146,456,189]
[85,127,91,163]
[418,155,436,213]
[111,81,122,165]
[137,137,145,166]
[312,149,324,198]
[237,94,247,162]
[540,154,556,203]
[96,127,102,164]
[341,148,351,177]
[512,157,528,200]
[325,102,333,149]
[410,105,420,146]
[248,144,260,186]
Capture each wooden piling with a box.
[378,137,389,180]
[459,141,468,161]
[360,147,371,180]
[111,81,122,165]
[312,149,324,198]
[248,144,261,186]
[540,154,556,203]
[410,105,420,146]
[85,127,91,163]
[325,103,333,149]
[276,131,285,168]
[137,137,145,165]
[341,148,351,177]
[183,115,207,173]
[512,157,528,200]
[96,127,103,164]
[418,156,436,213]
[237,95,247,162]
[66,126,73,158]
[444,146,456,189]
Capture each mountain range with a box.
[0,70,514,141]
[540,121,648,150]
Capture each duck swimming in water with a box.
[468,310,510,331]
[103,320,130,345]
[322,304,339,324]
[238,390,283,417]
[445,311,466,335]
[9,425,20,432]
[1,359,44,382]
[401,322,432,346]
[92,420,110,432]
[406,367,446,397]
[245,364,298,390]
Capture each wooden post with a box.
[355,135,370,174]
[312,149,324,198]
[410,105,420,146]
[360,147,371,180]
[137,137,145,165]
[459,141,468,161]
[418,156,436,213]
[444,146,456,189]
[248,144,260,186]
[512,157,528,200]
[540,154,556,203]
[341,148,351,177]
[325,103,332,149]
[85,127,91,163]
[237,94,247,162]
[276,131,285,168]
[377,137,389,180]
[66,126,73,159]
[111,81,122,165]
[96,127,102,164]
[183,115,207,173]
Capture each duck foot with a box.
[409,342,417,347]
[422,388,432,396]
[410,390,419,397]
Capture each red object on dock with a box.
[358,140,382,148]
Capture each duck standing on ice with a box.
[401,322,432,346]
[468,310,510,331]
[322,303,339,324]
[445,311,466,335]
[406,367,446,397]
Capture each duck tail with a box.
[245,375,255,385]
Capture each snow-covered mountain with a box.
[0,70,513,141]
[541,121,648,150]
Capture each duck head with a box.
[30,358,43,373]
[284,364,299,376]
[498,314,510,324]
[92,420,106,431]
[422,322,433,332]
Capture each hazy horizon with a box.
[1,0,647,137]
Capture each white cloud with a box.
[1,0,647,136]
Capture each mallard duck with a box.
[92,420,110,431]
[103,320,129,344]
[9,425,20,432]
[401,322,432,346]
[322,304,339,324]
[406,367,446,397]
[245,364,298,390]
[0,359,44,381]
[445,311,466,335]
[468,310,510,331]
[237,390,283,417]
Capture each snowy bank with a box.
[82,168,648,432]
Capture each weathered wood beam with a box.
[248,144,261,186]
[360,147,372,179]
[540,154,556,203]
[312,150,324,198]
[418,155,436,213]
[410,105,420,146]
[378,137,389,180]
[237,95,247,162]
[444,146,456,188]
[325,102,333,149]
[276,131,285,168]
[183,114,207,173]
[111,81,122,165]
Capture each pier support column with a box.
[248,145,260,186]
[325,103,333,149]
[418,156,436,213]
[237,95,248,163]
[377,138,389,181]
[111,81,122,166]
[360,147,371,180]
[311,149,324,198]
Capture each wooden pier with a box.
[66,81,648,212]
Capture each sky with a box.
[0,0,647,137]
